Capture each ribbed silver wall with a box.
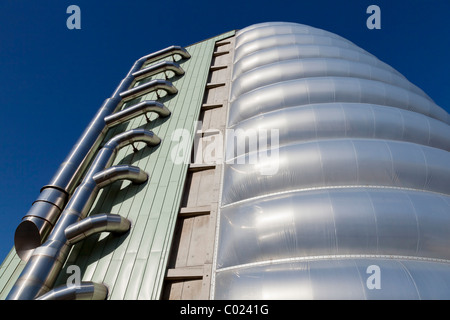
[213,22,450,299]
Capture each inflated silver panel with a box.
[213,22,450,299]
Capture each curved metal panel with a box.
[234,22,353,50]
[231,58,431,101]
[228,77,449,126]
[213,22,450,300]
[222,139,450,205]
[232,44,407,82]
[234,32,368,64]
[214,259,450,300]
[230,103,450,152]
[217,188,450,269]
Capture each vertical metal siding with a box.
[0,30,235,300]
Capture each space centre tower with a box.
[1,22,450,300]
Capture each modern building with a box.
[1,21,450,300]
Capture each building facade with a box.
[1,22,450,300]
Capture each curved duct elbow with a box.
[105,128,161,151]
[8,44,187,299]
[92,165,148,189]
[132,61,185,81]
[104,100,170,128]
[36,282,108,300]
[140,45,191,65]
[65,213,131,245]
[119,79,178,102]
[12,58,146,261]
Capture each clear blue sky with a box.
[0,0,449,263]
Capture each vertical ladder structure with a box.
[162,38,234,300]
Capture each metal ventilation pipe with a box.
[140,45,191,65]
[35,282,108,300]
[119,79,178,102]
[14,45,186,261]
[104,100,170,127]
[65,213,131,245]
[132,60,185,81]
[7,129,159,300]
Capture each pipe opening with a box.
[14,220,44,261]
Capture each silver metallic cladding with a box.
[213,22,450,299]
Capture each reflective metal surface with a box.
[65,213,131,245]
[6,129,159,300]
[119,79,178,101]
[92,164,148,189]
[140,45,191,65]
[214,258,450,300]
[13,46,184,262]
[36,282,108,300]
[218,188,450,269]
[132,60,185,80]
[213,22,450,299]
[104,100,170,127]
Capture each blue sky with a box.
[0,0,448,263]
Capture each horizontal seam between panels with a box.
[215,254,450,273]
[223,137,450,162]
[234,34,357,62]
[233,44,393,78]
[231,57,428,104]
[220,185,450,209]
[226,102,448,130]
